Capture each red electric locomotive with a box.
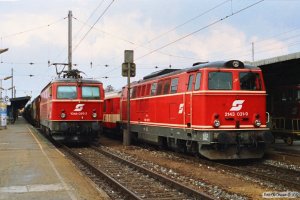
[39,70,104,143]
[120,60,273,159]
[269,84,300,145]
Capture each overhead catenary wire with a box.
[72,0,106,41]
[99,0,232,66]
[144,0,231,45]
[72,0,115,53]
[136,0,265,61]
[0,17,67,39]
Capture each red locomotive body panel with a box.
[120,60,273,159]
[103,91,121,129]
[40,78,104,142]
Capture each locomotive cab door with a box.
[185,73,195,128]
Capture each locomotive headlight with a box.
[213,119,221,128]
[61,112,66,119]
[92,109,97,118]
[254,119,261,127]
[92,112,97,118]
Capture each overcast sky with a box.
[0,0,299,99]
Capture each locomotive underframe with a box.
[41,120,102,143]
[127,123,272,160]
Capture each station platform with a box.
[0,117,110,200]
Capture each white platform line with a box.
[27,127,77,200]
[0,183,68,193]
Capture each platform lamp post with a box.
[7,86,15,98]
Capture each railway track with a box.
[60,144,215,200]
[265,147,300,164]
[107,141,300,192]
[209,161,300,191]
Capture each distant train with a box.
[24,70,104,143]
[103,60,273,160]
[269,84,300,145]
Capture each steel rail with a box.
[92,146,216,200]
[61,145,142,200]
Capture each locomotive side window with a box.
[187,74,194,91]
[57,86,77,99]
[297,90,300,100]
[82,86,100,99]
[150,83,157,96]
[208,72,232,90]
[145,84,151,96]
[141,85,146,96]
[137,86,142,97]
[239,72,261,90]
[195,72,201,90]
[157,81,163,95]
[131,87,137,98]
[170,78,179,93]
[163,79,171,94]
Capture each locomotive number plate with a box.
[225,112,248,117]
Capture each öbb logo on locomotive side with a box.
[230,100,245,111]
[70,104,88,116]
[74,104,85,112]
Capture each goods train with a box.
[268,84,300,145]
[103,60,273,159]
[25,69,104,143]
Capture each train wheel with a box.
[286,136,293,146]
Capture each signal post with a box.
[122,50,136,146]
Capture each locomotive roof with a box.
[52,77,102,84]
[41,77,102,93]
[141,60,259,82]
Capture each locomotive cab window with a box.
[187,74,194,91]
[57,86,77,99]
[82,86,100,99]
[208,72,232,90]
[239,72,261,90]
[195,72,201,90]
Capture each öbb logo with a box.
[74,104,85,112]
[230,100,245,111]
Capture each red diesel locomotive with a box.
[115,60,273,159]
[39,70,104,143]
